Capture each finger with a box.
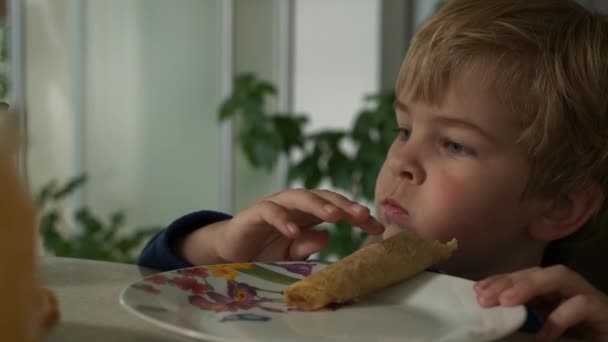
[311,189,384,234]
[475,267,550,308]
[360,214,385,235]
[497,265,593,307]
[267,189,345,224]
[311,189,370,217]
[537,294,590,341]
[476,276,515,307]
[288,230,330,261]
[475,267,541,291]
[269,189,383,233]
[246,200,302,238]
[475,274,508,291]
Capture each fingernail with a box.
[474,281,488,290]
[474,276,501,290]
[287,223,299,235]
[324,204,338,214]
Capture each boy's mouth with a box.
[381,198,409,218]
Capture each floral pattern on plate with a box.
[121,261,527,341]
[131,262,318,322]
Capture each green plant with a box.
[37,175,161,263]
[219,73,396,259]
[0,19,9,100]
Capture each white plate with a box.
[120,261,526,341]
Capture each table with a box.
[42,257,191,342]
[42,256,568,342]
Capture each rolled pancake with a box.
[284,229,457,310]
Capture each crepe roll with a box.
[284,229,457,310]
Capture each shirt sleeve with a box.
[137,210,232,270]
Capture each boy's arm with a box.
[138,189,384,270]
[137,210,232,270]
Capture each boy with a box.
[140,0,608,339]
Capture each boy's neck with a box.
[442,241,547,281]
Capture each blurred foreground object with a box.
[0,110,59,341]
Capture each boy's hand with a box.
[183,189,384,265]
[474,265,608,341]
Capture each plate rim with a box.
[120,261,527,342]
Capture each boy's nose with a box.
[387,145,425,185]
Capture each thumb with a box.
[289,230,329,260]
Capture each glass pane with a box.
[84,0,223,228]
[26,0,225,260]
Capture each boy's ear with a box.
[528,183,605,242]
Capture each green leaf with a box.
[53,174,87,200]
[102,211,125,242]
[238,264,300,285]
[0,72,8,100]
[336,222,362,257]
[272,115,308,152]
[254,81,277,97]
[116,238,135,254]
[288,148,323,188]
[351,110,375,142]
[40,212,63,249]
[52,240,75,257]
[74,208,103,236]
[360,159,382,200]
[37,175,164,264]
[241,124,282,170]
[236,73,256,91]
[309,131,345,150]
[0,27,8,63]
[218,96,240,121]
[240,99,265,123]
[110,211,125,228]
[327,150,353,191]
[355,141,384,165]
[303,167,322,189]
[317,223,360,260]
[219,73,275,123]
[36,180,58,207]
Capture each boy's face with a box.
[375,67,547,280]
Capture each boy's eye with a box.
[393,127,411,140]
[444,140,474,156]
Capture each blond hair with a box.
[399,0,608,196]
[397,0,608,288]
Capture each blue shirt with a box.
[137,210,231,270]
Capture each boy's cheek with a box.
[418,182,496,240]
[416,198,468,241]
[374,162,391,193]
